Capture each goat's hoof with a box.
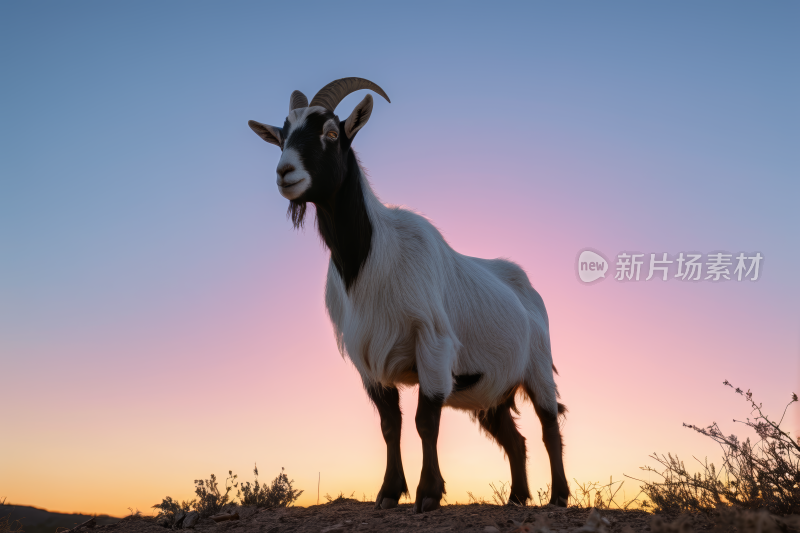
[379,498,398,510]
[413,497,441,514]
[549,496,568,507]
[505,495,528,507]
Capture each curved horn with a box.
[289,90,308,110]
[309,77,391,111]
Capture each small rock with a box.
[182,512,199,529]
[320,524,346,533]
[210,513,239,523]
[484,527,500,533]
[172,511,186,530]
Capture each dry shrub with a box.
[152,496,194,522]
[192,471,238,517]
[238,465,304,508]
[633,381,799,515]
[154,466,303,523]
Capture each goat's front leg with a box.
[367,385,408,510]
[413,390,445,513]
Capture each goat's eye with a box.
[326,131,338,140]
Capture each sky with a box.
[1,0,798,517]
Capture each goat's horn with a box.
[289,90,308,110]
[309,77,390,111]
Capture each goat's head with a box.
[248,78,390,221]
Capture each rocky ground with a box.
[89,500,799,533]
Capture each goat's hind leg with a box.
[413,391,445,513]
[477,393,530,505]
[368,385,408,510]
[525,385,569,506]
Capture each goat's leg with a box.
[531,397,569,506]
[477,396,530,505]
[413,391,445,513]
[367,385,408,510]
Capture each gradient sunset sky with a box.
[1,1,798,516]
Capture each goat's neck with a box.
[314,150,374,291]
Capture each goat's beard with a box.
[287,200,308,229]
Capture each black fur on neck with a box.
[291,150,373,291]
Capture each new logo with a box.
[577,249,609,284]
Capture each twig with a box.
[623,487,646,510]
[607,478,625,509]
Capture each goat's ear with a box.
[248,120,282,148]
[344,94,373,139]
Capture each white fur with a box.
[276,147,310,200]
[324,166,560,415]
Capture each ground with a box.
[91,499,790,533]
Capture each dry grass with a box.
[628,380,799,515]
[323,491,356,504]
[569,476,645,510]
[464,482,509,506]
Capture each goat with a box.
[248,78,569,512]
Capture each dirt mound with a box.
[94,501,800,533]
[97,501,647,533]
[1,504,119,533]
